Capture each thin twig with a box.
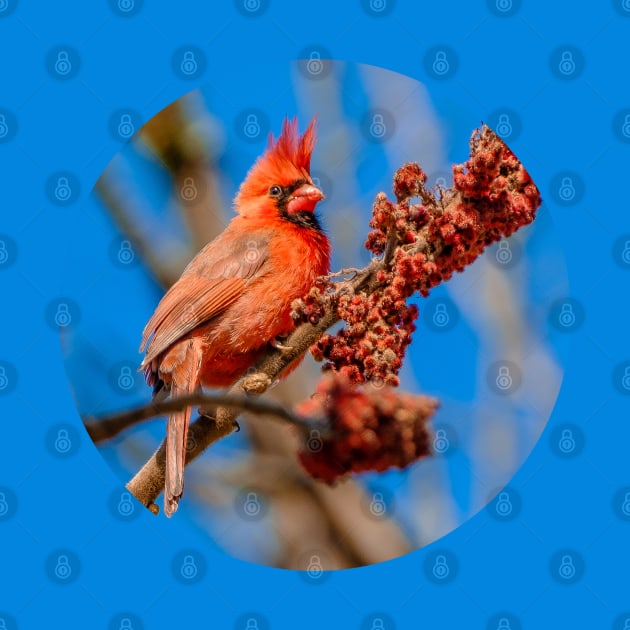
[84,391,326,444]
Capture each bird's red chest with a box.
[198,223,330,387]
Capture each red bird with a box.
[139,118,330,516]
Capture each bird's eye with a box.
[269,185,282,198]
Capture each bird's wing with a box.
[140,231,270,365]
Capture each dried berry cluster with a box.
[291,278,333,326]
[303,126,540,386]
[297,374,438,483]
[290,126,540,482]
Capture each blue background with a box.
[0,0,629,628]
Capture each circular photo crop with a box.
[60,60,569,569]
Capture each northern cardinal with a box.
[139,118,330,516]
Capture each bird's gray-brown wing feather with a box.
[140,231,270,366]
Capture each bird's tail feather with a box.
[163,340,202,517]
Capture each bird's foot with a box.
[242,372,272,394]
[271,336,293,352]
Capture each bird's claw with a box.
[271,336,293,352]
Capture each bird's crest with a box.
[265,117,316,174]
[234,117,318,214]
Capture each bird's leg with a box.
[198,389,241,432]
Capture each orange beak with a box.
[286,183,324,214]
